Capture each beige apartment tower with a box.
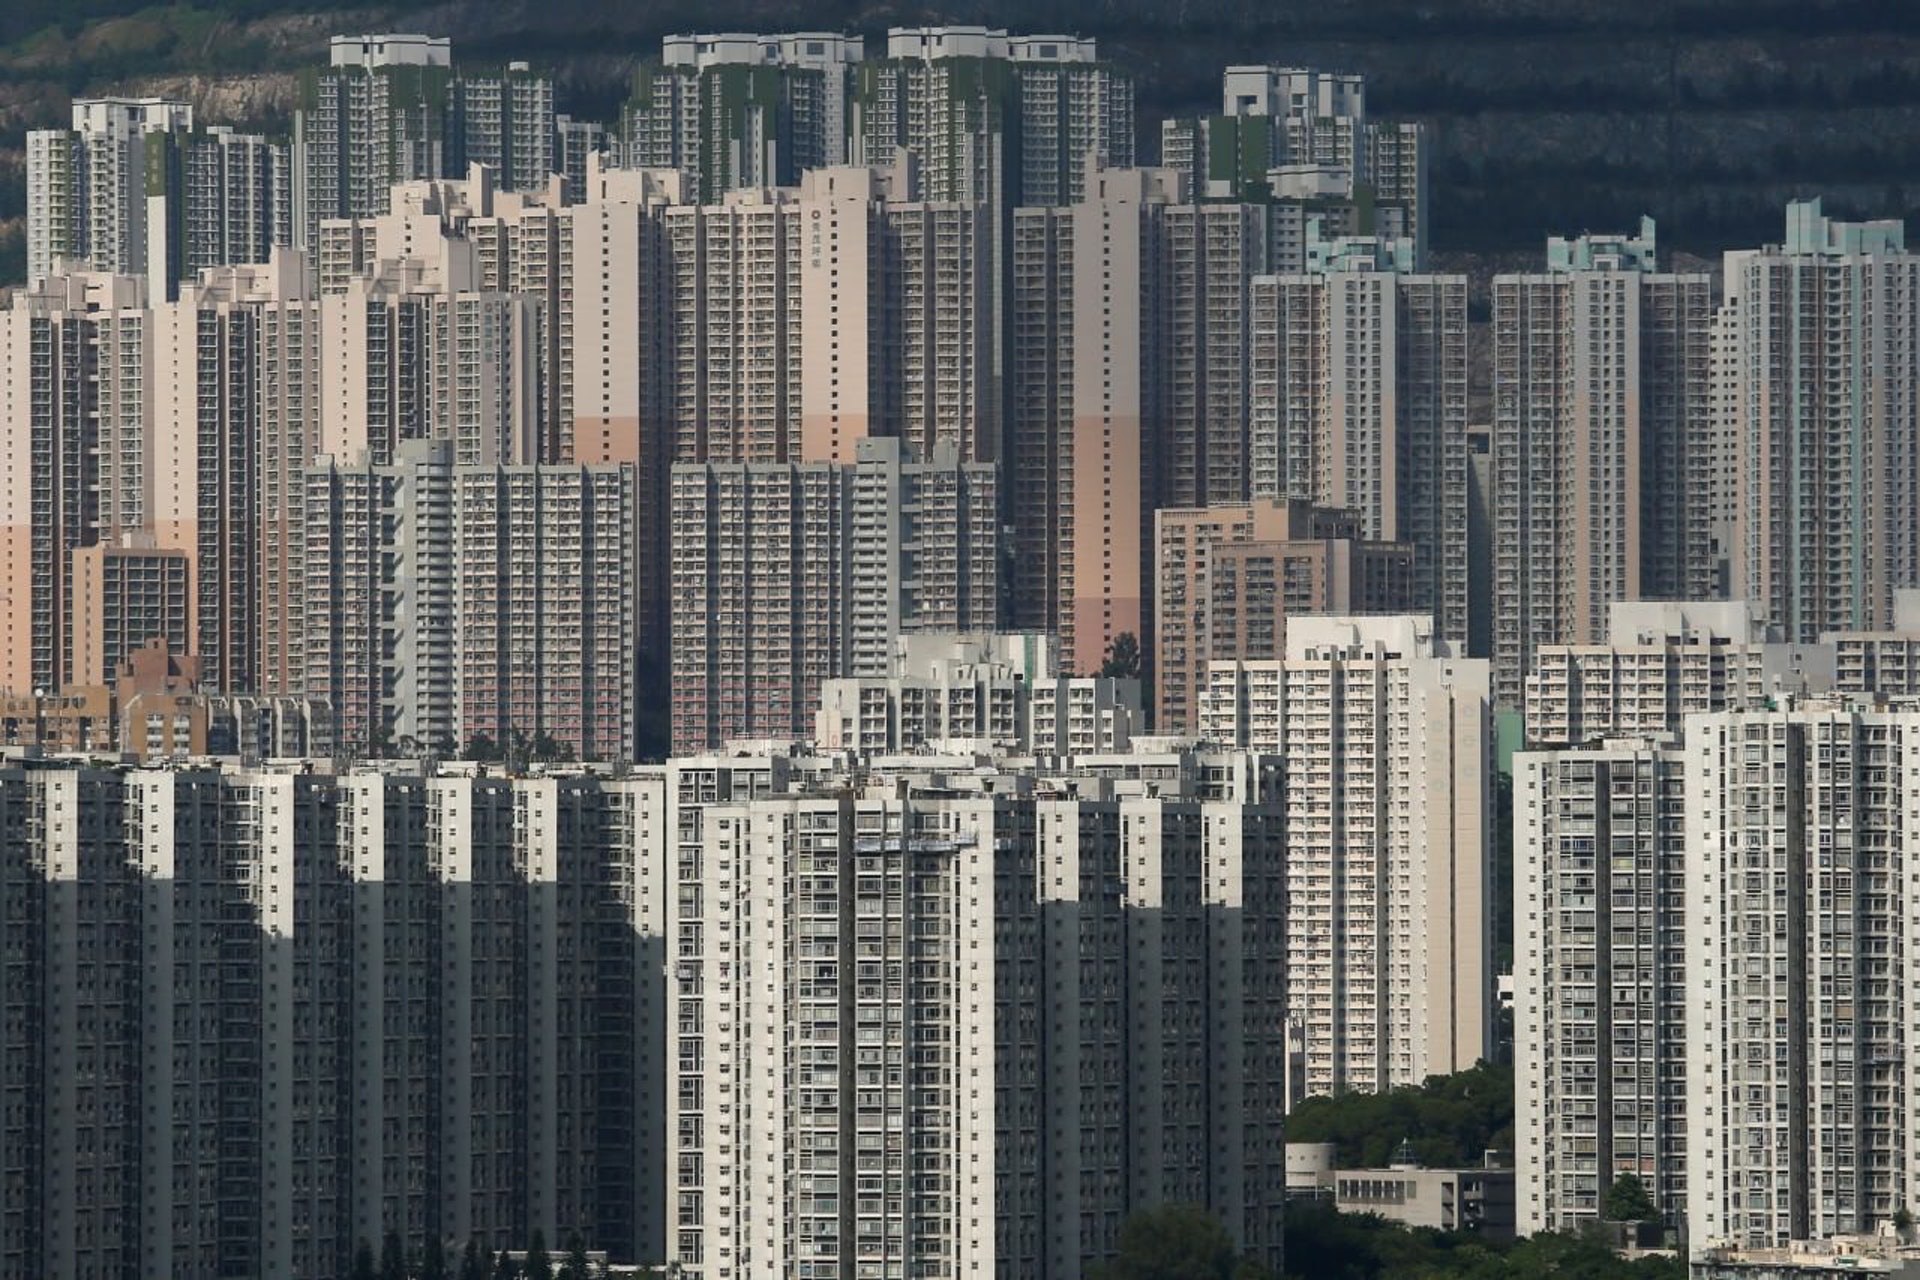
[1493,220,1716,706]
[1202,616,1492,1097]
[1723,200,1920,644]
[1154,500,1414,734]
[1248,265,1471,645]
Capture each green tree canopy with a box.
[1089,1203,1272,1280]
[1285,1061,1516,1169]
[1100,631,1142,680]
[1604,1174,1657,1223]
[558,1236,593,1280]
[1282,1201,1686,1280]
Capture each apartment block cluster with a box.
[8,15,1920,1279]
[9,26,1440,767]
[0,610,1503,1276]
[1513,594,1920,1254]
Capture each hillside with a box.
[1,0,1917,281]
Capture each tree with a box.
[529,730,575,763]
[508,728,533,772]
[1285,1061,1515,1170]
[524,1229,551,1279]
[381,1229,407,1280]
[460,1240,487,1280]
[421,1234,448,1280]
[351,1240,378,1280]
[1282,1199,1688,1280]
[1099,631,1142,681]
[559,1236,593,1280]
[1605,1173,1656,1223]
[466,733,502,762]
[1089,1203,1271,1280]
[491,1249,519,1280]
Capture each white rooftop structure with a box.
[885,26,1100,62]
[329,34,451,69]
[660,31,864,69]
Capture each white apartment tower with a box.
[305,441,638,760]
[30,98,189,283]
[1269,615,1493,1096]
[295,36,556,247]
[621,33,863,201]
[1515,739,1690,1235]
[1683,706,1920,1247]
[648,767,1286,1278]
[1523,600,1834,748]
[854,28,1134,209]
[29,99,290,298]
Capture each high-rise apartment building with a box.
[1492,220,1717,705]
[1155,500,1414,734]
[1248,261,1471,643]
[1160,66,1427,265]
[0,743,1296,1278]
[552,113,604,204]
[663,161,995,465]
[305,441,638,760]
[294,36,556,247]
[0,260,325,698]
[215,256,325,697]
[304,442,455,752]
[1723,200,1920,644]
[296,34,455,246]
[1202,615,1492,1096]
[453,462,638,760]
[647,753,1286,1278]
[1683,706,1920,1247]
[66,541,191,687]
[813,631,1144,756]
[28,98,290,298]
[855,27,1134,209]
[1160,201,1272,507]
[620,33,863,201]
[669,437,997,753]
[26,98,191,283]
[0,761,665,1277]
[448,61,554,190]
[1524,600,1833,748]
[314,265,544,468]
[1010,167,1171,674]
[1515,738,1689,1235]
[0,273,147,695]
[1828,590,1920,697]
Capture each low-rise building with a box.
[1331,1157,1517,1239]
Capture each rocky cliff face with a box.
[0,0,1915,282]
